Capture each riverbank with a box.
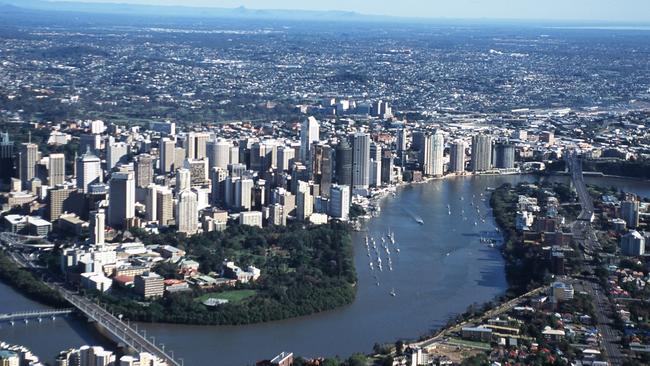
[0,250,66,307]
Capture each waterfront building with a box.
[449,140,466,173]
[329,184,350,221]
[471,134,493,172]
[423,131,444,177]
[351,132,370,191]
[134,272,164,299]
[335,139,352,186]
[495,142,515,169]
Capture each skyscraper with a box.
[495,142,515,169]
[0,132,15,185]
[311,144,333,197]
[471,134,493,172]
[335,139,352,186]
[185,132,210,160]
[176,189,198,235]
[329,184,350,221]
[90,209,105,246]
[277,145,295,172]
[621,200,640,229]
[210,167,228,205]
[108,171,135,229]
[300,116,320,163]
[134,154,154,188]
[156,187,173,227]
[160,137,175,174]
[175,168,191,193]
[76,148,102,193]
[351,133,370,191]
[48,153,66,186]
[19,142,38,188]
[206,138,231,170]
[235,178,254,211]
[449,140,466,173]
[106,141,128,171]
[423,131,444,177]
[369,141,382,187]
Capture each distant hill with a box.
[0,0,395,22]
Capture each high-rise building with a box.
[145,185,157,222]
[471,134,493,172]
[156,187,173,226]
[269,203,286,226]
[76,148,102,193]
[620,230,645,256]
[335,139,352,186]
[19,142,39,188]
[48,153,66,186]
[176,189,198,235]
[351,133,370,191]
[185,132,210,160]
[159,137,175,174]
[134,154,154,188]
[495,143,515,169]
[423,131,444,177]
[235,178,254,211]
[329,184,350,221]
[175,168,191,193]
[183,158,208,185]
[47,185,74,221]
[296,189,313,221]
[108,172,135,229]
[210,167,228,205]
[277,145,295,172]
[0,132,15,185]
[397,128,408,152]
[79,134,101,155]
[134,272,165,299]
[300,116,320,163]
[90,209,105,246]
[206,138,231,170]
[381,150,394,184]
[449,140,466,173]
[621,200,640,229]
[311,144,333,197]
[106,141,128,171]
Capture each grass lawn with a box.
[446,338,492,350]
[197,289,257,304]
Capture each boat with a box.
[416,218,424,225]
[396,248,400,253]
[390,289,396,297]
[446,252,450,256]
[369,262,374,269]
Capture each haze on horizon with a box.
[60,0,650,22]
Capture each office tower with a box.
[48,153,66,186]
[235,178,254,211]
[134,154,154,188]
[411,131,426,152]
[175,168,191,193]
[156,187,173,226]
[621,200,640,229]
[210,167,228,205]
[145,185,157,222]
[397,128,408,152]
[471,134,493,172]
[0,132,15,184]
[79,133,101,154]
[423,131,444,177]
[185,132,209,160]
[277,145,295,172]
[369,142,382,187]
[176,189,198,235]
[47,185,73,221]
[183,158,208,185]
[329,184,350,221]
[106,141,128,171]
[269,203,286,226]
[495,143,515,169]
[381,150,394,184]
[311,144,333,197]
[90,209,105,246]
[296,189,313,221]
[621,230,645,256]
[351,133,370,191]
[19,142,38,188]
[108,172,135,229]
[449,140,466,173]
[335,139,352,186]
[300,116,320,163]
[249,142,266,173]
[207,138,231,170]
[160,137,175,174]
[371,100,392,118]
[76,148,102,193]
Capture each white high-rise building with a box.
[160,137,175,174]
[108,172,135,229]
[300,116,320,163]
[471,134,493,172]
[235,178,254,211]
[19,142,39,187]
[48,153,66,186]
[329,184,350,221]
[90,209,105,246]
[176,189,198,235]
[106,141,128,171]
[351,132,370,191]
[423,131,444,176]
[76,148,102,193]
[207,138,231,170]
[449,140,466,173]
[185,132,210,160]
[175,168,191,193]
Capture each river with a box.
[1,175,648,365]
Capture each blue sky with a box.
[69,0,650,22]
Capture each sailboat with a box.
[390,288,396,297]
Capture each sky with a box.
[66,0,650,22]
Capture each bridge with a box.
[57,287,183,366]
[0,309,73,324]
